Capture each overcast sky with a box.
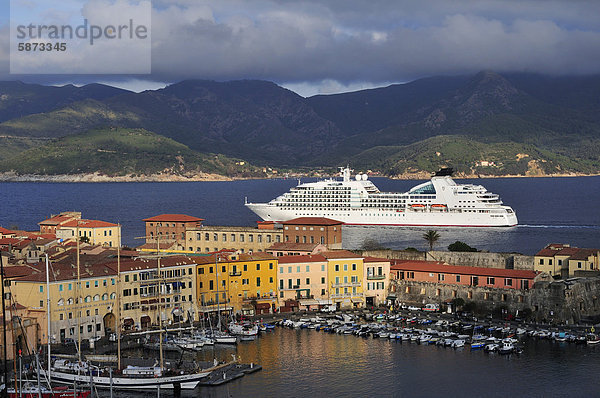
[2,0,600,96]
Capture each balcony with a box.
[331,281,361,288]
[242,293,277,302]
[367,274,385,280]
[229,271,242,276]
[330,293,359,299]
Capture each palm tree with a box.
[422,230,440,251]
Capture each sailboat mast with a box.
[76,223,81,365]
[156,227,163,371]
[1,250,7,398]
[116,226,121,370]
[45,254,51,385]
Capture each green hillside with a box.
[0,128,264,177]
[351,135,600,176]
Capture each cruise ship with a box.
[245,167,518,227]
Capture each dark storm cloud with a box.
[2,0,600,94]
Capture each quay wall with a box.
[389,277,600,324]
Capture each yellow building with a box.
[196,252,278,316]
[322,250,364,309]
[535,244,600,278]
[364,257,391,307]
[116,255,199,330]
[8,261,118,344]
[276,254,330,310]
[57,219,121,247]
[185,225,283,254]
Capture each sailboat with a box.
[2,254,90,398]
[42,230,220,390]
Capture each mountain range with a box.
[1,71,599,178]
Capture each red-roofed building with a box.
[281,217,343,249]
[391,260,538,290]
[276,254,329,310]
[535,244,600,278]
[0,226,16,239]
[143,214,204,248]
[38,211,81,234]
[56,218,121,248]
[267,242,327,256]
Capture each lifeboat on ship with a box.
[410,204,426,208]
[431,204,447,208]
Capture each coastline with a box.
[0,170,598,183]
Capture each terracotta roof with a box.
[0,238,21,246]
[2,266,33,279]
[390,260,538,279]
[277,254,327,264]
[569,248,599,261]
[0,227,14,234]
[143,214,204,222]
[61,219,118,228]
[282,217,343,226]
[320,250,362,260]
[14,261,118,282]
[38,214,77,226]
[535,248,558,257]
[268,242,321,251]
[363,256,391,263]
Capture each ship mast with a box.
[76,223,81,367]
[116,226,121,370]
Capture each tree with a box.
[451,297,465,310]
[80,236,90,244]
[448,241,478,252]
[422,230,440,251]
[361,238,388,251]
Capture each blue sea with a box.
[2,176,600,397]
[0,176,598,254]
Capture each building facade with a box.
[143,214,204,248]
[58,219,121,247]
[186,225,283,254]
[322,251,364,309]
[281,217,343,249]
[277,254,329,310]
[363,257,391,307]
[535,244,600,278]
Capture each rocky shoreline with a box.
[0,170,597,183]
[0,171,233,182]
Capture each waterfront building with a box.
[0,226,17,239]
[116,256,198,329]
[363,257,391,307]
[196,252,278,316]
[390,260,539,290]
[57,219,121,247]
[38,211,81,235]
[281,217,343,249]
[267,242,327,257]
[143,214,204,249]
[8,261,118,343]
[534,243,600,278]
[321,250,364,309]
[277,254,329,311]
[185,224,283,254]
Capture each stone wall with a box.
[355,249,426,261]
[426,251,534,270]
[388,276,600,324]
[356,249,534,270]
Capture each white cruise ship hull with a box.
[245,203,517,227]
[245,167,518,227]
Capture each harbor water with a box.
[0,176,599,254]
[114,326,600,397]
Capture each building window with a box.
[321,277,325,284]
[343,264,348,271]
[240,234,245,242]
[335,264,339,272]
[539,259,544,265]
[456,275,461,283]
[222,234,227,242]
[468,291,473,299]
[258,235,262,243]
[487,277,495,285]
[505,278,512,286]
